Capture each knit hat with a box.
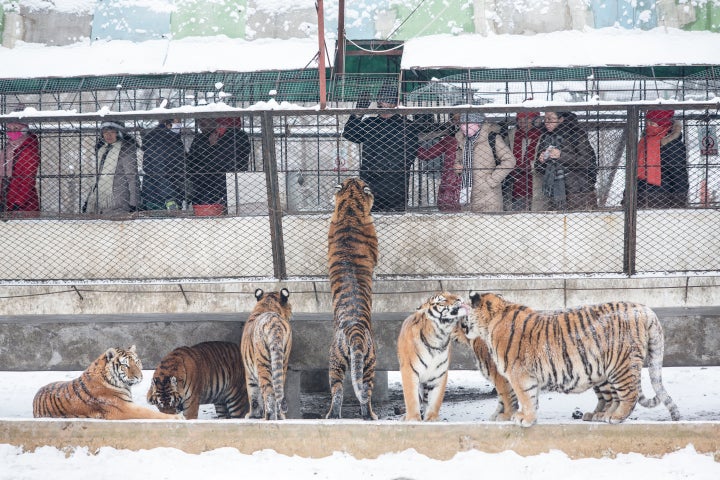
[516,111,539,120]
[217,117,243,128]
[460,112,485,124]
[646,110,674,128]
[100,121,125,131]
[377,83,398,105]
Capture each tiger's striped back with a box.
[147,341,248,419]
[240,288,293,420]
[326,177,378,420]
[462,293,680,426]
[34,345,181,420]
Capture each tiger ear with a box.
[469,292,482,307]
[105,347,118,361]
[255,288,264,301]
[129,345,137,353]
[335,184,342,191]
[280,288,290,304]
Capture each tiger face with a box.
[459,292,499,341]
[423,292,468,327]
[105,345,143,388]
[397,292,468,421]
[148,375,184,414]
[332,177,374,220]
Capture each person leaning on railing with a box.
[141,118,186,211]
[83,121,140,215]
[187,116,251,211]
[535,111,597,211]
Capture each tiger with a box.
[326,177,379,420]
[33,345,182,420]
[240,287,293,420]
[460,292,681,427]
[397,292,469,421]
[147,341,249,419]
[453,330,518,421]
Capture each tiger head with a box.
[332,177,374,220]
[251,287,292,320]
[460,292,505,340]
[102,345,143,388]
[147,374,184,414]
[421,292,468,328]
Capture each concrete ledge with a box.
[2,419,718,460]
[1,308,719,371]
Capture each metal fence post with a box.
[260,111,287,279]
[623,106,640,275]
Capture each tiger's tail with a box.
[638,308,681,420]
[268,341,286,420]
[349,331,374,420]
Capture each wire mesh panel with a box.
[0,105,719,283]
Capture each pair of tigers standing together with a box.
[329,177,680,426]
[33,288,294,421]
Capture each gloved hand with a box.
[356,91,371,109]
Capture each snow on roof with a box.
[401,28,720,70]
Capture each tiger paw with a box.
[512,412,536,427]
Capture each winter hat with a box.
[100,120,125,131]
[460,112,485,124]
[516,111,539,120]
[646,110,674,128]
[377,83,398,105]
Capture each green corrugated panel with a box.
[686,4,720,32]
[170,0,247,40]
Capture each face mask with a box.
[171,123,182,133]
[6,131,24,141]
[460,123,480,138]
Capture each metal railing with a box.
[1,102,719,283]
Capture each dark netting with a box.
[0,104,718,282]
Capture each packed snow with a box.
[1,367,719,479]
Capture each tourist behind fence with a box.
[416,113,462,212]
[535,111,597,211]
[83,121,140,215]
[506,111,543,211]
[187,116,251,210]
[0,120,40,213]
[455,112,516,212]
[141,118,186,211]
[637,109,688,209]
[342,84,420,212]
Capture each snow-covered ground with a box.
[1,367,719,479]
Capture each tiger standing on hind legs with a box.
[241,288,293,420]
[326,177,379,420]
[397,292,469,421]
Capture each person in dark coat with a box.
[507,111,543,211]
[342,84,420,212]
[141,118,186,210]
[637,109,688,208]
[535,111,597,211]
[187,117,251,208]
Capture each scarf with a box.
[85,142,121,213]
[637,124,670,186]
[461,131,479,189]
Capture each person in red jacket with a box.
[0,121,40,213]
[507,111,542,211]
[416,113,462,212]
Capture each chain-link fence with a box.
[1,103,719,282]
